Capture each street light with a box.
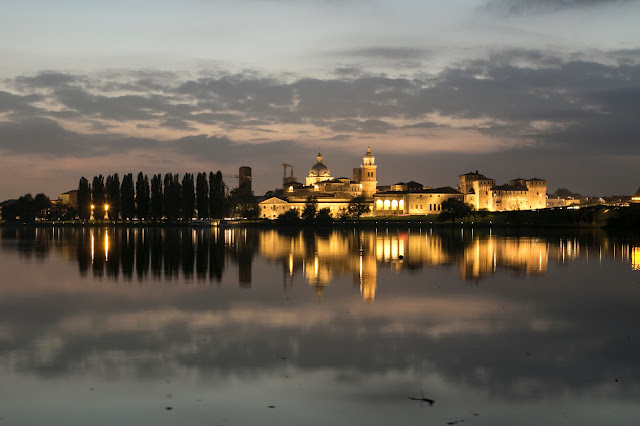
[90,204,95,220]
[104,204,109,220]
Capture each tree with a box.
[150,174,163,220]
[348,195,370,219]
[163,173,174,219]
[276,208,301,227]
[105,173,121,220]
[315,207,333,226]
[302,196,318,225]
[172,174,183,219]
[136,172,150,219]
[162,173,182,220]
[33,193,51,219]
[440,198,472,223]
[77,177,91,220]
[554,188,581,198]
[196,172,209,219]
[182,173,195,219]
[2,193,51,221]
[209,171,226,218]
[91,175,105,209]
[120,173,135,219]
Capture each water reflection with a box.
[2,227,639,296]
[1,227,640,425]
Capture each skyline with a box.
[1,0,640,200]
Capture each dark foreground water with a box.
[1,227,640,425]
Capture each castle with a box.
[258,149,548,218]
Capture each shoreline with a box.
[1,205,638,230]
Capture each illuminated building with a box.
[459,171,547,211]
[373,187,463,216]
[59,190,78,207]
[259,148,377,218]
[632,247,640,271]
[631,187,640,210]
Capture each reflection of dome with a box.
[309,151,331,177]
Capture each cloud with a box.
[484,0,636,14]
[1,47,639,196]
[337,47,429,60]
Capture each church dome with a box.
[309,151,331,177]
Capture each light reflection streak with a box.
[104,232,109,262]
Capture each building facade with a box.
[459,172,547,211]
[259,148,378,218]
[372,187,464,216]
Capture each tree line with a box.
[77,171,229,221]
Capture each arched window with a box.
[391,200,398,210]
[384,200,390,210]
[376,199,383,210]
[398,200,404,210]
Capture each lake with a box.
[1,226,640,425]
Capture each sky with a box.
[1,0,640,199]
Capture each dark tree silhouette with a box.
[120,173,135,219]
[196,172,209,219]
[182,173,195,219]
[91,175,105,209]
[163,173,182,220]
[302,196,318,225]
[136,172,150,220]
[77,177,91,220]
[209,171,226,219]
[163,173,173,219]
[440,198,472,223]
[348,195,370,219]
[151,174,163,220]
[105,173,121,220]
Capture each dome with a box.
[309,151,331,177]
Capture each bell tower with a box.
[360,147,377,197]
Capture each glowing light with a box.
[632,247,640,271]
[104,232,109,262]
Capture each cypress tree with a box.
[77,177,91,220]
[91,175,105,210]
[182,173,195,220]
[136,172,150,220]
[105,173,121,220]
[151,174,163,220]
[121,173,135,219]
[196,172,209,218]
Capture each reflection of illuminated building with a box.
[632,247,640,271]
[461,237,496,279]
[356,253,377,303]
[375,231,454,267]
[259,230,378,302]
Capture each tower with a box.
[360,147,377,197]
[239,166,252,193]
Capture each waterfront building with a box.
[459,171,547,211]
[259,148,377,218]
[372,187,463,216]
[59,190,78,207]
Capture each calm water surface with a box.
[1,227,640,425]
